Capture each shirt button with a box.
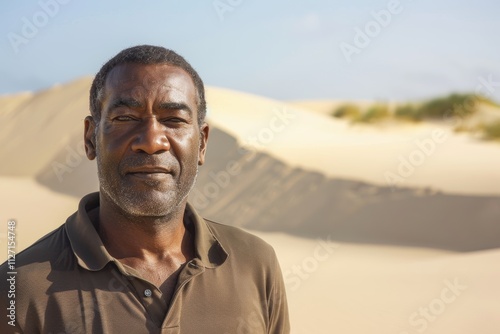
[144,289,152,297]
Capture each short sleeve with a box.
[267,249,290,334]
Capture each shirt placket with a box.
[126,275,168,327]
[122,258,206,333]
[160,258,205,331]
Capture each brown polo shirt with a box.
[0,192,290,334]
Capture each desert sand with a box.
[1,78,499,333]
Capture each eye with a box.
[114,115,137,122]
[162,117,187,124]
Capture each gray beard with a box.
[95,150,199,220]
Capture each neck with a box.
[97,192,194,263]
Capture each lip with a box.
[127,166,171,173]
[126,166,173,179]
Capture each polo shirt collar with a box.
[65,192,228,271]
[185,202,228,268]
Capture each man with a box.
[1,45,290,333]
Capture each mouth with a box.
[126,166,173,180]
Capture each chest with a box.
[18,265,270,334]
[139,265,184,303]
[122,260,186,305]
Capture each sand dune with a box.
[207,88,500,195]
[253,230,500,333]
[3,81,500,195]
[0,78,92,176]
[9,94,497,250]
[1,78,499,333]
[189,128,500,251]
[0,176,79,253]
[2,78,499,250]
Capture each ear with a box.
[84,116,97,160]
[198,122,209,166]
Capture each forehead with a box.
[103,63,197,104]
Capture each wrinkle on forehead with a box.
[103,63,197,105]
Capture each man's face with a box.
[85,63,208,218]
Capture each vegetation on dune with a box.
[393,93,498,121]
[409,93,478,120]
[332,103,389,123]
[356,104,390,123]
[331,104,360,119]
[394,104,420,121]
[330,93,500,142]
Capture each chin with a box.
[118,190,184,218]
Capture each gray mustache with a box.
[120,154,178,174]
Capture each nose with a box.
[131,117,170,154]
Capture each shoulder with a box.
[5,224,70,266]
[0,224,74,290]
[203,219,288,313]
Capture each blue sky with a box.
[1,0,499,101]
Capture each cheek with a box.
[95,131,130,170]
[170,132,200,161]
[100,126,134,152]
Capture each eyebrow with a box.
[108,98,193,116]
[108,97,143,110]
[158,102,193,116]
